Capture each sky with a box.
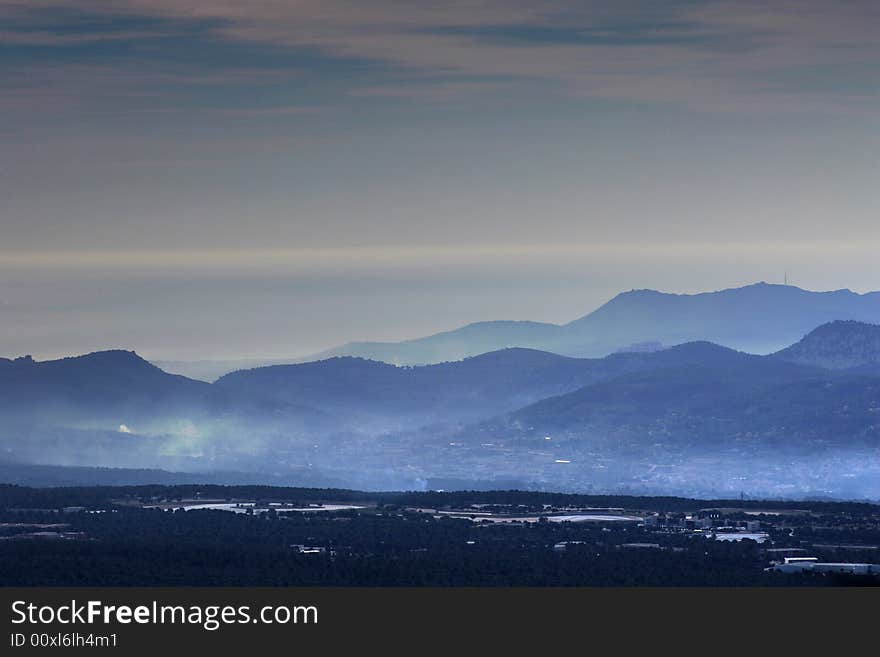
[1,0,879,361]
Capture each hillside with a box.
[772,320,880,370]
[216,348,592,428]
[0,351,219,423]
[0,351,330,467]
[216,342,758,429]
[471,356,876,451]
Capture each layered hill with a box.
[308,283,880,365]
[0,351,218,423]
[217,348,593,430]
[0,351,329,468]
[772,320,880,370]
[466,349,878,453]
[215,341,767,429]
[6,318,880,496]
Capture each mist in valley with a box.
[3,291,880,501]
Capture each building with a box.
[766,557,880,575]
[552,541,586,551]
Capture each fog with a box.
[2,242,879,362]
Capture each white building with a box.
[767,557,879,575]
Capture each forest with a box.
[2,484,878,586]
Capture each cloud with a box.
[1,1,878,114]
[2,241,877,275]
[348,80,515,103]
[211,105,320,117]
[0,28,174,45]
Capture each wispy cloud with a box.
[2,241,877,273]
[211,105,320,118]
[2,1,878,114]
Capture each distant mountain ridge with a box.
[5,318,880,496]
[306,283,880,366]
[6,318,879,441]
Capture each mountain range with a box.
[304,282,880,367]
[153,283,880,380]
[4,283,880,497]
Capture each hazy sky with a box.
[1,1,878,360]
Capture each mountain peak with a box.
[804,319,876,335]
[1,350,155,370]
[64,349,154,366]
[606,288,666,301]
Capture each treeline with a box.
[0,484,368,509]
[388,491,880,514]
[2,483,879,514]
[0,506,802,586]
